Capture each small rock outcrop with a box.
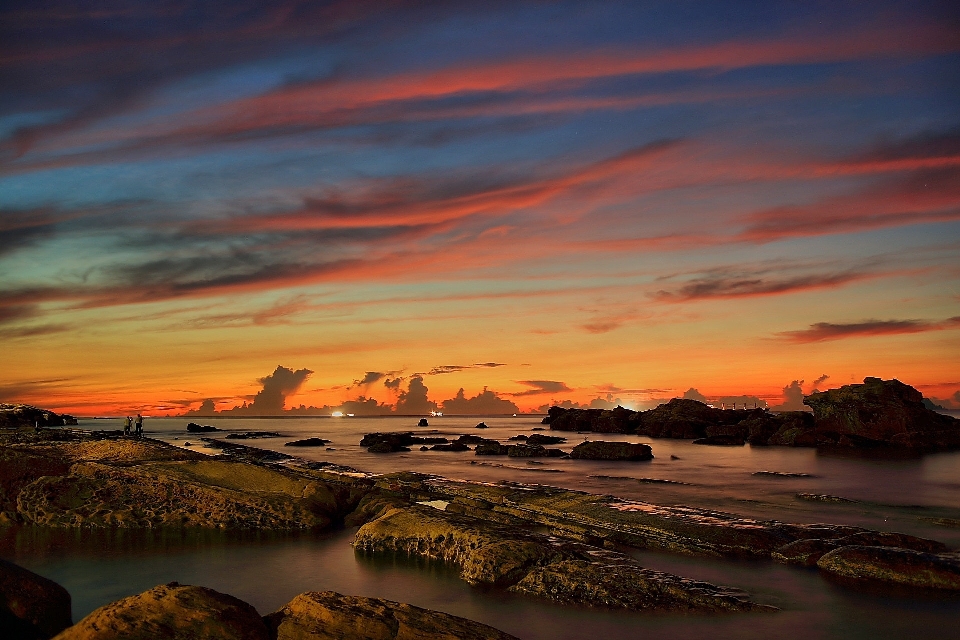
[1,559,72,640]
[418,418,429,427]
[816,546,960,590]
[569,441,653,461]
[360,432,447,452]
[185,423,219,433]
[804,377,960,451]
[284,438,331,447]
[53,583,269,640]
[264,591,519,640]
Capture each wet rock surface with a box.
[1,559,72,640]
[265,590,519,640]
[570,441,653,461]
[360,432,447,452]
[816,546,960,590]
[355,505,770,612]
[53,582,269,640]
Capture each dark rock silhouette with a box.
[570,441,653,460]
[542,378,959,452]
[418,418,429,427]
[1,559,72,640]
[186,423,219,433]
[0,404,77,429]
[284,438,331,447]
[805,377,960,451]
[360,432,447,452]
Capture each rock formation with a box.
[805,377,960,451]
[816,546,960,590]
[0,405,77,429]
[53,583,269,640]
[355,505,769,612]
[186,423,219,433]
[569,441,653,460]
[264,591,519,640]
[1,559,72,640]
[543,378,960,452]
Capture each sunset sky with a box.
[1,1,959,416]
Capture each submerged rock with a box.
[817,546,960,590]
[429,442,470,452]
[692,435,745,446]
[1,559,72,640]
[265,590,519,640]
[53,582,269,640]
[570,441,653,461]
[804,377,960,451]
[284,438,331,447]
[355,505,770,612]
[224,432,283,440]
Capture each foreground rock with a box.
[265,591,519,640]
[570,441,653,461]
[53,583,268,640]
[805,377,960,451]
[816,546,960,590]
[355,505,769,612]
[1,559,72,640]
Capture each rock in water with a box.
[418,418,429,427]
[185,423,219,433]
[354,505,769,612]
[265,591,519,640]
[0,559,72,639]
[804,377,960,451]
[569,441,653,461]
[53,583,268,640]
[284,438,331,447]
[816,546,960,590]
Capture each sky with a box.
[1,0,958,416]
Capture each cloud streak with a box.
[777,317,960,343]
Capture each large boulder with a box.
[804,377,960,451]
[0,559,72,639]
[543,407,638,433]
[816,546,960,590]
[569,441,653,461]
[264,590,519,640]
[52,583,268,640]
[639,400,758,439]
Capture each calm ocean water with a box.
[4,415,960,639]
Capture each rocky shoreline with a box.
[2,392,960,638]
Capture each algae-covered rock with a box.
[772,539,841,566]
[569,441,653,461]
[16,460,339,530]
[805,377,960,451]
[53,583,268,640]
[354,505,770,611]
[1,559,72,639]
[265,590,519,640]
[816,546,960,590]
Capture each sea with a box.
[3,415,960,639]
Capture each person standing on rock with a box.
[123,416,132,436]
[135,413,143,438]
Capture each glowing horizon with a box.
[1,1,958,417]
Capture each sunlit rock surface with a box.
[265,590,519,640]
[52,583,268,640]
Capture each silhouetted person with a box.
[135,413,143,438]
[123,416,132,436]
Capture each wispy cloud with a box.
[776,317,960,343]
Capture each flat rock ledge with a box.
[354,505,772,612]
[265,591,519,640]
[816,546,960,590]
